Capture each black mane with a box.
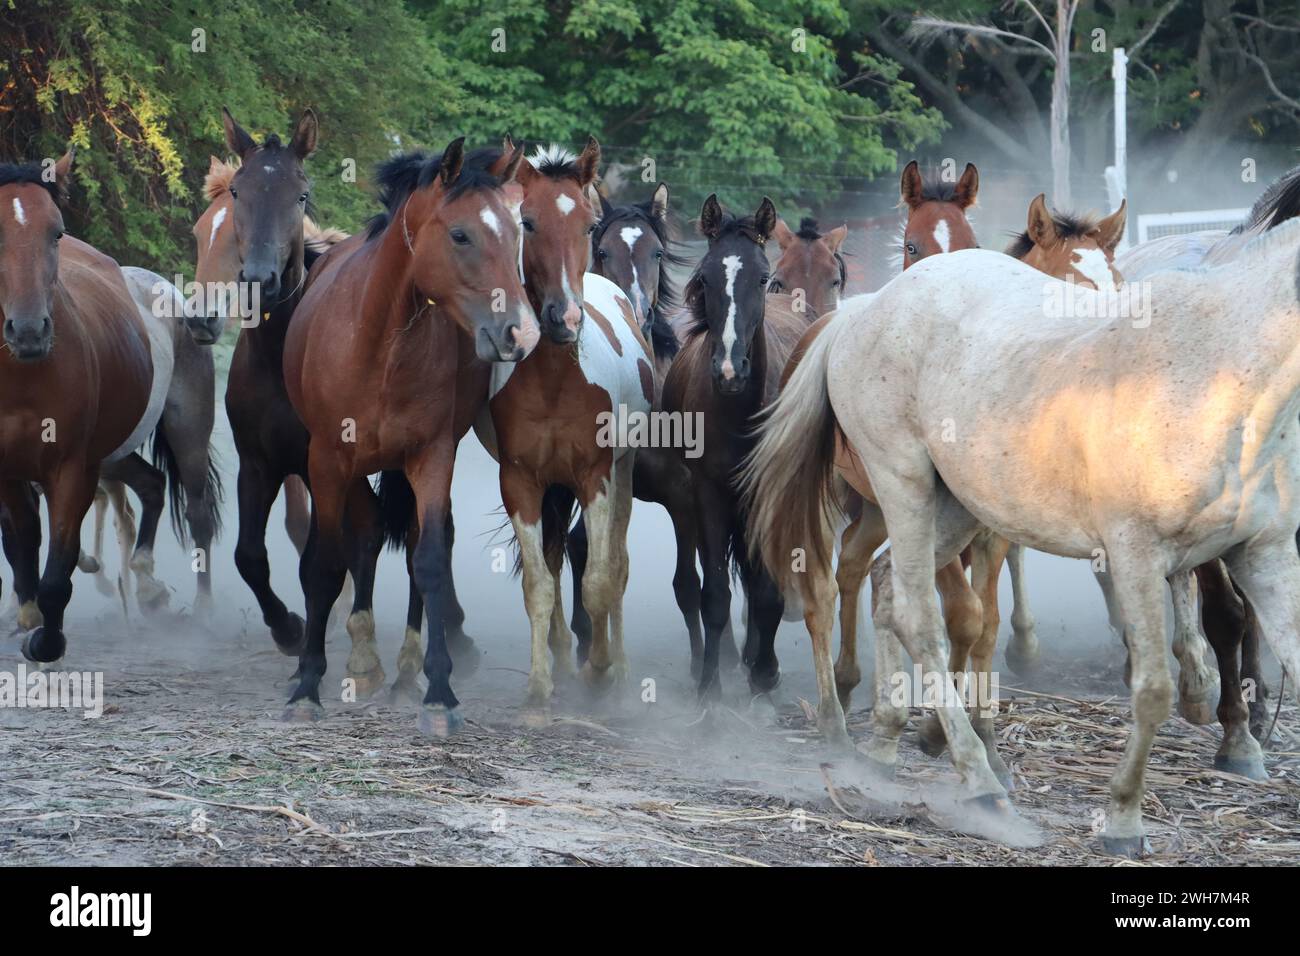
[1005,208,1100,259]
[1234,164,1300,234]
[364,147,502,240]
[0,163,62,204]
[593,197,687,362]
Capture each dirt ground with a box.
[2,436,1299,867]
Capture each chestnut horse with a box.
[284,138,536,735]
[0,153,153,662]
[662,194,815,702]
[471,140,656,721]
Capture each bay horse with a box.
[0,152,154,662]
[284,137,537,735]
[662,194,812,703]
[471,140,655,721]
[746,212,1300,856]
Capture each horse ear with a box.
[222,107,257,158]
[1094,198,1127,253]
[651,182,669,221]
[491,139,525,184]
[773,219,796,251]
[52,147,75,204]
[1027,194,1057,247]
[699,194,724,240]
[825,223,849,254]
[290,109,318,159]
[589,185,611,217]
[208,155,225,176]
[575,136,601,187]
[900,160,923,209]
[439,137,466,187]
[953,163,979,208]
[753,197,777,244]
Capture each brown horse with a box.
[662,194,816,702]
[0,153,153,662]
[283,138,536,735]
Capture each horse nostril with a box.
[737,356,750,378]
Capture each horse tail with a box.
[740,319,843,595]
[375,470,416,552]
[150,422,224,546]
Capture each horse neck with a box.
[241,245,306,361]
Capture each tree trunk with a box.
[1050,0,1073,208]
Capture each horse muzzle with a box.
[3,314,53,361]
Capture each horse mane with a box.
[593,199,687,362]
[683,210,765,339]
[304,216,348,254]
[204,157,240,200]
[1004,208,1101,259]
[364,148,502,240]
[529,143,584,181]
[0,162,62,204]
[1234,164,1300,234]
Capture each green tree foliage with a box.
[2,0,942,272]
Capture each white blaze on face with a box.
[556,194,576,216]
[720,254,743,379]
[208,206,227,250]
[933,218,950,254]
[620,226,646,318]
[480,207,502,239]
[560,262,582,330]
[12,197,26,227]
[619,226,642,251]
[1071,247,1117,290]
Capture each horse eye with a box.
[229,188,238,199]
[522,219,535,233]
[587,223,598,235]
[905,242,918,256]
[831,279,841,288]
[451,229,471,246]
[760,274,770,286]
[596,248,609,260]
[654,250,663,260]
[298,193,309,204]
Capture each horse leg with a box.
[1095,537,1172,859]
[863,562,910,774]
[284,460,351,721]
[233,461,304,655]
[20,462,97,664]
[736,537,783,696]
[864,464,1003,803]
[834,503,887,712]
[794,531,847,747]
[77,484,103,574]
[1094,565,1134,685]
[607,454,634,684]
[1240,594,1269,740]
[1170,569,1219,724]
[576,465,618,690]
[968,537,1012,789]
[283,474,310,555]
[102,452,169,613]
[0,481,42,629]
[163,416,220,620]
[694,477,733,702]
[341,480,385,699]
[540,483,577,685]
[407,444,465,737]
[662,473,707,678]
[105,479,136,606]
[566,515,592,668]
[1194,561,1266,779]
[390,526,426,704]
[441,510,477,669]
[1004,543,1040,674]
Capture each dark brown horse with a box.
[0,153,153,662]
[662,195,811,701]
[283,138,536,735]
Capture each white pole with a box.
[1110,46,1129,248]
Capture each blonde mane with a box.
[203,156,240,201]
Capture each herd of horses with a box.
[3,106,1300,857]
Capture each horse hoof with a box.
[273,613,307,657]
[346,667,386,701]
[21,627,66,664]
[137,582,170,614]
[747,666,781,696]
[916,717,949,758]
[388,673,424,707]
[521,701,551,729]
[77,554,101,574]
[1100,833,1151,859]
[964,791,1012,815]
[446,630,480,673]
[1004,644,1040,678]
[419,704,465,738]
[580,661,614,692]
[92,572,117,598]
[1214,753,1268,781]
[281,699,323,723]
[1178,694,1218,726]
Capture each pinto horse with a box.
[469,140,656,721]
[662,195,817,702]
[0,153,153,662]
[284,138,537,735]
